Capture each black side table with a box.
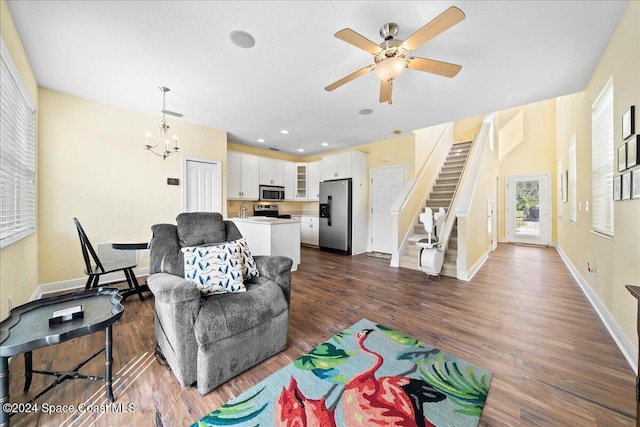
[0,288,124,426]
[108,238,151,301]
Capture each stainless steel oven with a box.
[259,185,285,201]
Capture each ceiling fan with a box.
[324,6,465,104]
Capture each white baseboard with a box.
[555,245,637,373]
[30,267,149,301]
[458,251,488,281]
[390,254,400,268]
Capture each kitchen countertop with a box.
[230,217,301,225]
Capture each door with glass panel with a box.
[505,175,551,246]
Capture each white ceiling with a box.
[7,1,628,156]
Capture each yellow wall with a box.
[498,109,524,160]
[0,0,39,319]
[37,89,227,284]
[465,117,500,270]
[453,115,484,143]
[556,1,640,348]
[498,98,557,242]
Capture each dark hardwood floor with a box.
[6,244,636,426]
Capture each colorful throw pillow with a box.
[182,243,246,295]
[234,238,259,279]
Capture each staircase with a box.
[400,140,472,277]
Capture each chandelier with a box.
[145,86,183,160]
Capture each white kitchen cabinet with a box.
[283,161,296,200]
[307,160,321,201]
[294,163,307,200]
[228,151,260,200]
[322,151,367,181]
[259,158,284,186]
[230,218,300,271]
[300,216,319,246]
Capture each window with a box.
[591,77,614,236]
[568,134,577,224]
[0,38,36,249]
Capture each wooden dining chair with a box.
[73,218,145,301]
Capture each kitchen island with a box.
[230,217,301,271]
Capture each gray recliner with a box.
[147,212,293,395]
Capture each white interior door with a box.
[506,174,551,245]
[184,157,221,213]
[371,165,405,253]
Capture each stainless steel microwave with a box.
[259,185,285,201]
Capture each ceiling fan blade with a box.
[335,28,383,55]
[325,65,375,92]
[406,57,462,78]
[402,6,466,52]
[379,80,392,104]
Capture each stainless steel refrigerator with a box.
[319,178,352,254]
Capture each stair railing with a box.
[390,122,453,267]
[436,114,495,278]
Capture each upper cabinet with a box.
[322,151,367,181]
[307,160,322,201]
[295,163,307,200]
[283,161,296,201]
[259,158,285,186]
[228,151,260,200]
[228,150,365,202]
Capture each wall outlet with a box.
[8,295,12,311]
[140,250,150,258]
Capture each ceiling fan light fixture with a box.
[374,56,406,82]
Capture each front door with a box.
[506,174,551,246]
[184,157,221,213]
[371,166,405,254]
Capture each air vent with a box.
[269,147,280,151]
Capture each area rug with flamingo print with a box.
[192,319,492,427]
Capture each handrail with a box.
[455,116,494,217]
[390,123,453,266]
[437,114,494,262]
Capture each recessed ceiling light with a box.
[230,30,255,48]
[359,108,373,115]
[280,129,289,134]
[321,142,329,147]
[297,148,305,152]
[257,138,265,143]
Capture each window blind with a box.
[0,38,36,249]
[568,134,577,224]
[591,78,614,236]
